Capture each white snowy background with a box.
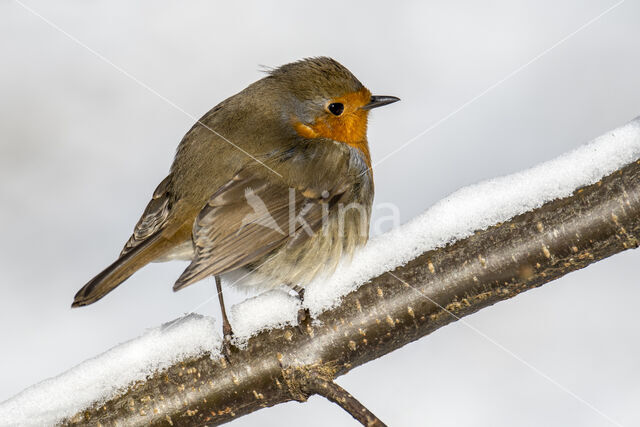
[1,1,640,426]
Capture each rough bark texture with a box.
[66,160,640,426]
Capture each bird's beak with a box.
[361,95,400,110]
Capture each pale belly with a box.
[240,210,369,291]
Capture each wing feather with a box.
[120,174,172,256]
[173,170,346,290]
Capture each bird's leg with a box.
[292,284,311,330]
[215,275,234,359]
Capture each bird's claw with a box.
[221,332,234,362]
[297,307,311,334]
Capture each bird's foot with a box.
[297,307,311,334]
[220,320,235,362]
[291,285,311,334]
[221,330,234,362]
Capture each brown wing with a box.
[173,170,347,291]
[120,174,172,257]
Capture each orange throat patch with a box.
[293,88,372,169]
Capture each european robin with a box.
[72,57,399,352]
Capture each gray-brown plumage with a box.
[72,57,398,342]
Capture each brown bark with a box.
[302,372,386,427]
[66,159,640,426]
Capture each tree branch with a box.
[302,371,386,427]
[66,159,640,426]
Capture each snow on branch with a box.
[1,118,640,426]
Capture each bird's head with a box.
[267,57,399,156]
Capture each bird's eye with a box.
[327,102,344,116]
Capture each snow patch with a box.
[230,289,301,345]
[0,314,220,426]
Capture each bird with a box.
[72,57,399,354]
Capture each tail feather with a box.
[72,231,169,307]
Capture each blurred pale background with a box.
[1,1,640,426]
